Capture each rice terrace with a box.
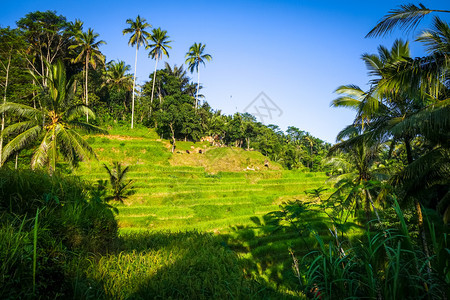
[1,1,449,299]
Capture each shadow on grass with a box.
[221,200,365,295]
[76,231,301,299]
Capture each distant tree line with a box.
[0,10,330,171]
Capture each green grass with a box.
[74,127,356,297]
[77,231,301,299]
[76,128,332,234]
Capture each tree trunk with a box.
[404,137,413,164]
[415,199,432,274]
[85,53,89,123]
[150,58,158,117]
[169,123,176,153]
[0,53,11,166]
[131,46,138,129]
[195,67,200,110]
[50,129,57,175]
[14,152,18,170]
[405,137,432,277]
[365,189,372,223]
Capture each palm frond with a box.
[30,131,52,169]
[57,126,97,164]
[389,99,450,144]
[0,102,43,120]
[366,3,436,37]
[68,121,108,134]
[64,104,96,121]
[1,125,42,165]
[416,16,450,54]
[392,147,449,193]
[1,121,37,138]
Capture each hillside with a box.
[75,126,330,233]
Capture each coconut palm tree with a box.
[122,15,151,129]
[104,161,134,203]
[104,60,133,110]
[327,126,384,223]
[69,28,106,123]
[333,35,450,259]
[185,43,212,109]
[0,60,105,174]
[147,28,171,113]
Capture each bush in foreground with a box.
[0,168,118,298]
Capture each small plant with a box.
[103,162,135,203]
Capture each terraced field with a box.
[76,126,331,234]
[74,126,365,293]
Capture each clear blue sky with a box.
[1,0,448,142]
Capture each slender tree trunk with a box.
[32,79,37,109]
[169,122,175,153]
[195,68,200,109]
[0,54,11,166]
[405,137,432,277]
[404,137,413,164]
[131,46,138,129]
[14,152,18,170]
[85,53,89,123]
[150,58,158,117]
[365,189,372,223]
[415,199,432,274]
[50,129,56,175]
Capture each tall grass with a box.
[0,168,118,298]
[297,200,449,299]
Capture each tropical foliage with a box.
[0,60,104,173]
[1,5,449,299]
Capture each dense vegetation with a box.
[0,3,449,299]
[0,11,330,171]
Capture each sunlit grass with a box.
[72,126,342,297]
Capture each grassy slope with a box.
[76,126,330,234]
[75,126,353,295]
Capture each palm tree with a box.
[327,127,384,223]
[104,60,133,110]
[185,43,212,109]
[122,15,151,129]
[333,35,450,261]
[147,28,171,113]
[69,28,106,123]
[104,161,134,203]
[0,60,105,173]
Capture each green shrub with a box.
[0,168,118,298]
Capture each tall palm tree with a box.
[185,43,212,109]
[104,60,133,110]
[147,28,171,113]
[69,28,106,123]
[122,15,151,129]
[0,60,105,173]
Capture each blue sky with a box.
[1,0,448,142]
